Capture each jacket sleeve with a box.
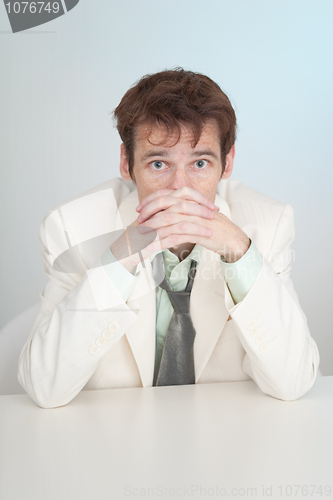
[225,204,320,401]
[17,212,138,409]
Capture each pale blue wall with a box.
[0,0,332,372]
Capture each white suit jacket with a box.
[18,177,320,408]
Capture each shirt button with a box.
[96,336,107,348]
[249,328,258,337]
[247,320,256,330]
[259,343,268,353]
[102,329,113,340]
[89,345,100,356]
[255,335,263,344]
[108,322,119,334]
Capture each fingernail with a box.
[136,204,141,212]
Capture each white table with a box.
[1,378,333,500]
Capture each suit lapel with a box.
[191,192,231,380]
[191,247,229,381]
[125,259,157,388]
[118,189,156,387]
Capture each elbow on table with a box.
[25,388,73,409]
[17,372,73,409]
[265,364,319,402]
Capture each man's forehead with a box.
[135,120,220,149]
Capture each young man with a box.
[18,69,319,408]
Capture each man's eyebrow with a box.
[140,150,170,161]
[191,149,219,159]
[140,148,219,161]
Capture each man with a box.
[18,69,320,408]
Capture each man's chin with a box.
[169,242,195,261]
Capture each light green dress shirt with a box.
[100,241,263,379]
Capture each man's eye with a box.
[151,161,165,170]
[195,159,208,169]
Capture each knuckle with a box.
[139,208,147,219]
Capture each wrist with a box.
[221,237,251,263]
[120,255,141,273]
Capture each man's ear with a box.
[119,144,132,181]
[221,144,235,179]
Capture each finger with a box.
[157,233,211,251]
[140,212,210,230]
[137,195,182,223]
[137,186,219,214]
[140,233,208,258]
[138,198,214,222]
[138,195,217,223]
[159,225,212,240]
[136,189,175,212]
[163,201,215,220]
[153,221,212,239]
[168,186,220,211]
[138,197,215,223]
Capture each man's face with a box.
[120,120,234,203]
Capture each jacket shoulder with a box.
[43,177,136,218]
[217,178,294,257]
[39,178,136,267]
[218,178,287,210]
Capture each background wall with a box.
[0,0,332,374]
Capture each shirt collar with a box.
[150,244,202,265]
[150,245,202,283]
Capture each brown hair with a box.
[113,68,237,178]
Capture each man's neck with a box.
[169,243,195,261]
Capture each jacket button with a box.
[259,343,268,353]
[108,322,119,333]
[102,329,112,340]
[96,337,107,348]
[246,320,256,330]
[89,345,100,355]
